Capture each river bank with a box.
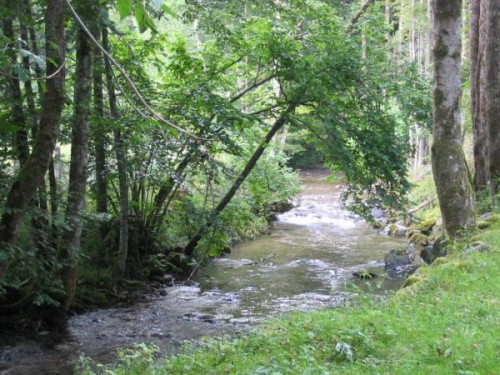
[79,221,500,374]
[1,170,407,374]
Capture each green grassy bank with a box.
[80,220,500,375]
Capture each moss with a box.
[434,39,449,61]
[402,275,425,288]
[483,214,500,223]
[431,257,450,267]
[470,235,481,242]
[477,220,491,229]
[434,88,446,107]
[409,232,429,245]
[418,218,437,232]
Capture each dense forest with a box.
[0,0,498,345]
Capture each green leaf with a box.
[161,4,177,18]
[134,3,147,32]
[133,3,157,34]
[116,0,132,20]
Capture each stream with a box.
[0,170,406,374]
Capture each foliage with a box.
[0,0,420,325]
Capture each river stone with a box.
[371,207,385,219]
[409,230,429,246]
[414,218,437,235]
[384,222,409,237]
[270,199,295,214]
[463,241,491,255]
[420,238,447,264]
[384,245,421,278]
[480,212,499,222]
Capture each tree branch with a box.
[348,0,378,33]
[64,0,204,141]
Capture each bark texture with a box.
[482,0,500,197]
[431,0,475,237]
[103,27,129,277]
[93,28,108,215]
[0,0,66,277]
[470,0,488,190]
[59,0,96,310]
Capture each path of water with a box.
[0,170,406,374]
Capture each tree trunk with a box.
[147,155,191,230]
[93,28,108,215]
[103,27,129,277]
[0,0,66,278]
[482,0,500,198]
[431,0,475,238]
[470,0,488,191]
[59,0,96,310]
[2,7,30,166]
[183,105,296,257]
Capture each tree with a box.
[470,0,500,199]
[59,0,97,312]
[431,0,475,237]
[470,0,488,191]
[0,0,66,276]
[481,0,500,198]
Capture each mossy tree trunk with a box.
[431,0,475,238]
[481,0,500,198]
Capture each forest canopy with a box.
[0,0,430,327]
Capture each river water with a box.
[0,170,406,374]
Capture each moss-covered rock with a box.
[480,213,500,223]
[409,231,429,246]
[463,241,491,254]
[387,223,409,237]
[402,275,425,288]
[413,218,437,235]
[477,220,493,229]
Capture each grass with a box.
[79,220,500,375]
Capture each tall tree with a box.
[0,0,66,277]
[1,1,30,166]
[93,25,108,215]
[431,0,475,237]
[470,0,488,191]
[482,0,500,198]
[59,0,97,311]
[102,26,129,278]
[470,0,500,198]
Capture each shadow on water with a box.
[0,170,407,374]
